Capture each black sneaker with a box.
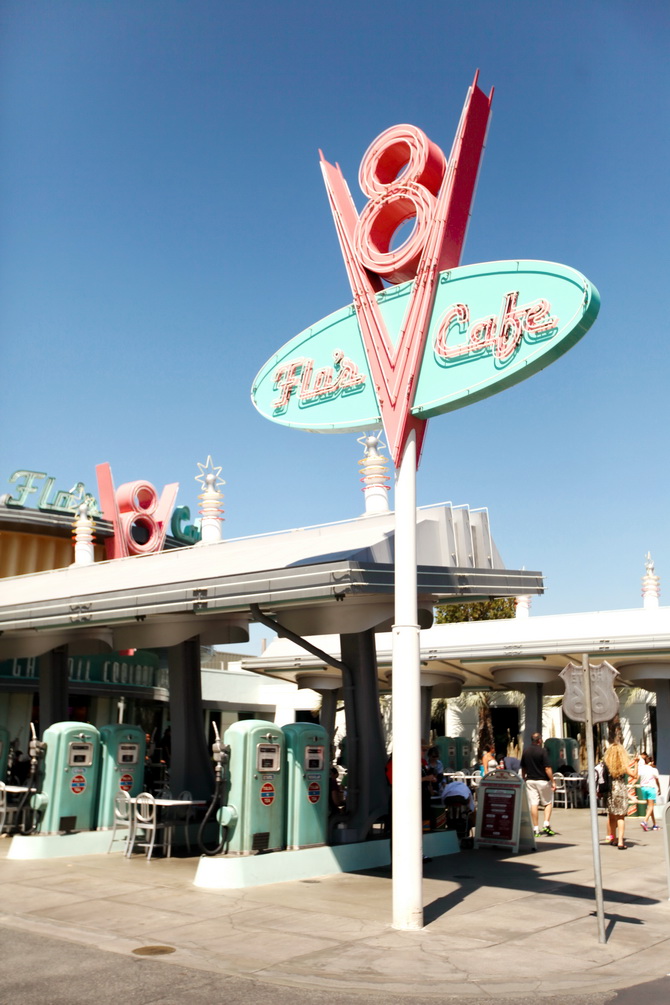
[542,825,556,836]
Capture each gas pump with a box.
[97,724,146,828]
[563,737,579,770]
[217,720,286,854]
[31,722,101,834]
[0,725,9,781]
[283,722,328,849]
[454,737,472,770]
[544,738,567,771]
[436,736,458,772]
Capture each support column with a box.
[421,686,433,743]
[38,647,69,733]
[295,675,342,759]
[654,679,670,770]
[622,663,670,770]
[339,629,388,842]
[391,429,423,931]
[491,667,558,749]
[318,689,338,749]
[519,683,543,747]
[167,636,214,799]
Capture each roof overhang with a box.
[0,503,543,660]
[241,606,670,692]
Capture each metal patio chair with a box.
[109,790,133,854]
[127,792,172,861]
[553,772,568,810]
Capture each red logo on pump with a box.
[71,774,86,795]
[119,773,134,792]
[260,782,275,806]
[307,781,321,804]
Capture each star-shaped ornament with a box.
[195,456,225,491]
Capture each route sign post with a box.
[561,657,620,943]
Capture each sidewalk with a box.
[1,808,669,1000]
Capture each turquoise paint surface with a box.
[413,260,599,418]
[251,301,380,432]
[251,260,599,432]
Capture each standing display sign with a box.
[474,771,535,854]
[251,73,600,931]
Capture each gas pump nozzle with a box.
[29,723,47,770]
[211,723,229,780]
[13,723,47,834]
[197,723,230,856]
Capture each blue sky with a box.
[2,1,669,635]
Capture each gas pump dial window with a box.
[256,743,281,772]
[305,745,324,771]
[118,743,139,764]
[68,742,94,767]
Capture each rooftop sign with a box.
[1,470,100,515]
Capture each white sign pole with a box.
[582,653,607,943]
[391,428,423,931]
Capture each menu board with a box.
[480,786,516,842]
[474,771,536,854]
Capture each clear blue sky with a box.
[2,1,669,629]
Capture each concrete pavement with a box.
[1,808,669,1002]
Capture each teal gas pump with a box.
[0,725,9,781]
[32,722,101,834]
[454,737,472,770]
[563,737,579,770]
[97,724,146,828]
[436,736,458,772]
[544,738,567,770]
[283,722,328,849]
[217,720,286,854]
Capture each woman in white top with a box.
[637,753,661,831]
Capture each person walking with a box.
[521,733,556,836]
[637,752,661,831]
[603,742,635,849]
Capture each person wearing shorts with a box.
[637,753,661,831]
[521,733,556,836]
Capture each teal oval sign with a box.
[251,260,599,432]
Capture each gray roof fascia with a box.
[0,560,543,634]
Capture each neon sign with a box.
[251,75,600,464]
[2,470,99,514]
[273,349,366,412]
[96,463,179,559]
[253,260,598,428]
[433,293,557,362]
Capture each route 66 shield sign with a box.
[560,661,620,724]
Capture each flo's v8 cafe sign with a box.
[252,260,598,431]
[251,74,600,464]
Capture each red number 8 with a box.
[353,124,446,285]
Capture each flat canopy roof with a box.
[241,605,670,693]
[0,503,542,660]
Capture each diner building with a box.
[1,447,668,811]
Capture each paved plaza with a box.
[1,808,669,1003]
